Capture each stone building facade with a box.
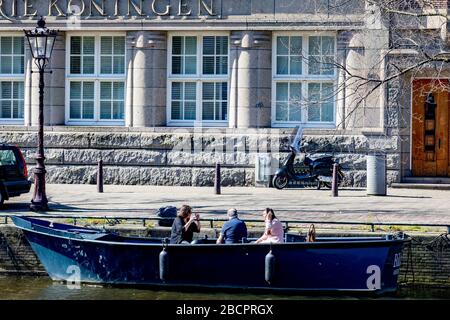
[0,0,445,186]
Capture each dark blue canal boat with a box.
[12,216,409,294]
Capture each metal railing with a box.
[1,214,449,233]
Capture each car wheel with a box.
[273,175,289,190]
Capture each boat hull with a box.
[13,216,406,294]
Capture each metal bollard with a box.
[214,163,221,194]
[332,163,338,197]
[97,159,104,193]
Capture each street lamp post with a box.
[24,17,58,212]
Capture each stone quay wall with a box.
[0,127,401,187]
[0,225,448,288]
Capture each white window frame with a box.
[65,32,126,126]
[272,32,337,128]
[0,33,25,125]
[167,32,230,127]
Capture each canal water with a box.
[0,276,449,299]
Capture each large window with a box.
[0,36,24,123]
[168,34,229,126]
[66,34,126,125]
[273,34,336,127]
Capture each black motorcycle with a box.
[272,145,344,190]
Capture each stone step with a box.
[391,183,450,190]
[403,177,450,184]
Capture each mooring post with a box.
[214,163,221,195]
[97,159,104,193]
[332,163,338,197]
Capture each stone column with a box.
[130,31,167,127]
[30,33,66,126]
[229,31,272,129]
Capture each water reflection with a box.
[0,276,449,300]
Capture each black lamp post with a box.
[24,17,58,212]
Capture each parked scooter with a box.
[272,143,344,190]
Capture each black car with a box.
[0,144,32,206]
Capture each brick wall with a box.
[1,226,447,287]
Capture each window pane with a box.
[308,103,320,121]
[289,104,301,122]
[185,82,196,100]
[184,101,196,120]
[322,56,335,75]
[113,56,125,74]
[221,101,228,120]
[202,101,214,120]
[290,56,301,75]
[203,56,214,74]
[184,56,196,74]
[83,37,95,54]
[1,56,11,73]
[100,82,112,99]
[277,56,288,75]
[277,37,289,55]
[216,36,228,55]
[100,101,111,119]
[172,82,182,100]
[322,103,333,122]
[13,37,24,55]
[113,82,125,100]
[322,37,334,55]
[172,56,182,74]
[101,56,112,74]
[322,83,334,101]
[171,101,181,120]
[113,37,125,55]
[172,37,182,55]
[83,82,95,99]
[0,101,10,118]
[83,56,95,74]
[113,101,124,119]
[309,37,321,55]
[202,82,214,100]
[185,37,197,55]
[70,100,81,118]
[70,82,81,99]
[276,83,288,101]
[83,101,94,119]
[203,36,214,55]
[1,82,11,99]
[308,83,321,101]
[308,56,320,75]
[12,100,19,118]
[290,36,302,55]
[101,36,113,54]
[1,37,12,54]
[12,82,21,99]
[70,37,81,54]
[276,102,288,121]
[70,56,81,74]
[216,56,227,75]
[219,82,227,100]
[289,83,301,102]
[13,56,24,74]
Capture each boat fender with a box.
[159,247,169,282]
[265,249,275,285]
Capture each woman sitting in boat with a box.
[170,205,201,244]
[255,208,284,244]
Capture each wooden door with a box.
[412,79,450,176]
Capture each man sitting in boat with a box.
[170,205,201,244]
[216,208,248,244]
[255,208,284,244]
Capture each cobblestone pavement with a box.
[1,184,450,228]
